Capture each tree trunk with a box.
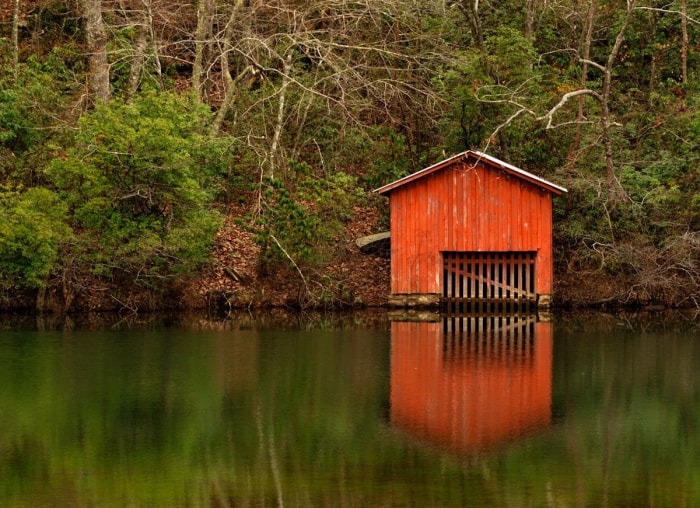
[600,1,634,196]
[268,53,293,180]
[525,0,535,41]
[681,0,688,84]
[12,0,20,81]
[211,0,248,133]
[568,0,595,167]
[455,0,483,48]
[192,0,214,102]
[142,0,163,89]
[125,10,148,101]
[81,0,111,106]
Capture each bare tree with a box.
[211,0,254,133]
[195,0,445,178]
[81,0,111,106]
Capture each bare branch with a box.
[634,6,700,25]
[579,58,606,74]
[537,89,602,128]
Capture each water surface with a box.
[0,311,698,507]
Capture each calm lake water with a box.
[1,310,699,507]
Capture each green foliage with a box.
[0,53,72,154]
[44,91,223,283]
[0,187,71,288]
[253,164,363,270]
[482,27,537,86]
[355,127,413,190]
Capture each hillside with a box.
[186,202,391,312]
[1,0,699,313]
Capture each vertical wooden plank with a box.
[399,186,408,293]
[531,187,540,252]
[413,178,422,293]
[401,188,408,294]
[509,252,515,299]
[505,252,511,300]
[462,168,469,252]
[400,187,409,293]
[489,252,496,299]
[476,165,484,252]
[426,173,435,293]
[464,253,471,299]
[453,167,461,252]
[510,179,517,252]
[451,167,458,251]
[536,192,554,295]
[401,187,409,294]
[459,252,464,300]
[467,165,477,251]
[390,192,400,294]
[480,253,486,299]
[442,253,447,299]
[489,166,498,251]
[523,252,529,298]
[486,252,491,299]
[496,253,501,300]
[484,164,492,251]
[514,252,521,299]
[454,252,459,303]
[418,177,427,293]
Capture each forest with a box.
[0,0,698,312]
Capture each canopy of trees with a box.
[0,0,699,310]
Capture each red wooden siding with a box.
[379,152,562,299]
[390,319,552,455]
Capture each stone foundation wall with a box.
[388,293,553,309]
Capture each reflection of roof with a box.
[374,150,567,196]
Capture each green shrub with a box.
[44,91,223,284]
[0,187,72,288]
[252,163,363,271]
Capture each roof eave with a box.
[374,151,469,195]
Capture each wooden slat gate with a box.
[442,251,537,313]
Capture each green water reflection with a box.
[0,312,699,507]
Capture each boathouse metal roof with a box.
[374,150,567,196]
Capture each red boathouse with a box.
[375,151,566,309]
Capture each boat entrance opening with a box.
[442,251,537,313]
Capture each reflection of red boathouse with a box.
[390,317,552,455]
